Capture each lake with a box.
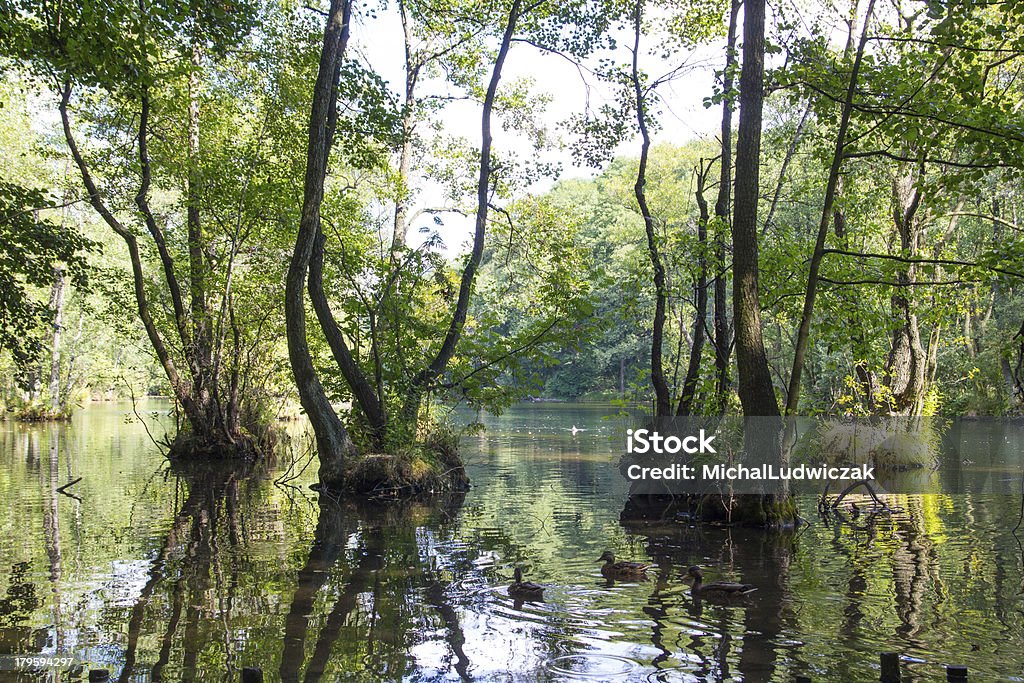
[1,402,1023,681]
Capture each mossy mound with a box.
[13,404,72,422]
[342,451,469,497]
[167,429,262,461]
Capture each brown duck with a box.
[597,551,650,579]
[687,565,756,597]
[508,567,545,600]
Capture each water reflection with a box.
[0,404,1023,681]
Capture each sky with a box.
[347,4,729,254]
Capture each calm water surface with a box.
[1,403,1023,682]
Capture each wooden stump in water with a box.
[946,664,967,681]
[880,651,901,682]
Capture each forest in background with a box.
[2,0,1023,450]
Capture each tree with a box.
[0,181,91,398]
[3,0,300,455]
[285,0,360,486]
[784,0,876,416]
[731,0,778,419]
[573,0,725,417]
[287,0,613,491]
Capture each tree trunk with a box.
[285,0,358,487]
[713,0,739,414]
[308,227,388,447]
[729,0,794,526]
[1014,318,1024,407]
[763,102,811,235]
[630,0,672,417]
[677,160,711,416]
[399,0,523,426]
[784,0,875,416]
[885,169,928,415]
[47,266,66,415]
[732,0,779,419]
[390,0,418,256]
[186,35,218,438]
[59,85,202,433]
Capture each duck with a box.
[687,565,756,598]
[597,551,650,579]
[508,567,545,600]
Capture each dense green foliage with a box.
[3,0,1024,440]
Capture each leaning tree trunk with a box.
[285,0,359,487]
[398,0,523,428]
[784,0,875,416]
[308,226,389,447]
[59,87,201,436]
[59,50,263,458]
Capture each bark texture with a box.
[712,0,740,414]
[731,0,779,419]
[729,0,793,525]
[284,0,358,486]
[885,169,928,415]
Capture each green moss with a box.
[338,408,469,497]
[167,428,263,461]
[341,446,468,497]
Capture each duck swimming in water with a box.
[508,567,545,600]
[687,565,756,598]
[597,551,650,579]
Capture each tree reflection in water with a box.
[110,464,478,682]
[619,505,796,682]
